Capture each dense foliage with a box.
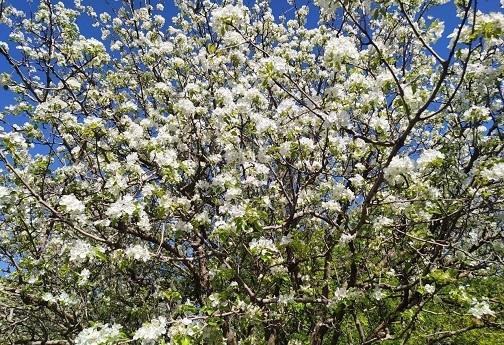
[0,0,503,344]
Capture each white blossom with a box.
[469,299,495,319]
[60,194,85,214]
[153,15,165,27]
[75,324,122,345]
[133,316,167,344]
[78,268,91,285]
[211,5,248,34]
[259,56,290,82]
[66,78,81,90]
[106,194,136,218]
[384,156,414,185]
[58,291,77,306]
[316,0,338,15]
[0,41,8,52]
[174,98,196,117]
[42,292,57,303]
[0,186,10,200]
[334,287,348,301]
[168,317,203,340]
[424,284,435,294]
[324,36,359,67]
[278,291,295,305]
[417,149,445,170]
[462,106,490,122]
[69,240,92,263]
[481,162,504,182]
[249,237,278,256]
[372,287,385,301]
[125,244,151,262]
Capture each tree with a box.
[0,0,503,343]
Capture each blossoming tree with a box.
[0,0,503,344]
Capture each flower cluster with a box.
[133,316,167,344]
[75,324,123,345]
[249,237,279,256]
[324,36,359,68]
[60,194,85,214]
[125,244,151,262]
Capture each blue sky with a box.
[0,0,502,121]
